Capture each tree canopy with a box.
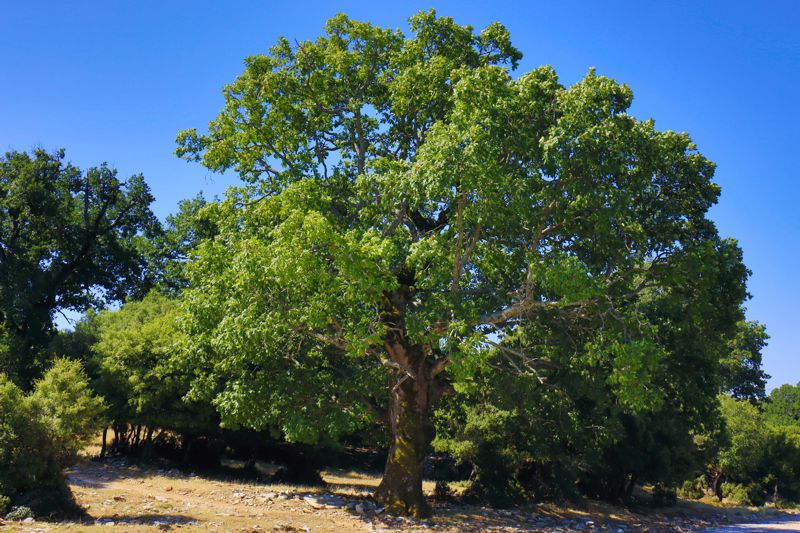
[175,10,755,516]
[0,149,159,385]
[91,291,216,440]
[765,382,800,427]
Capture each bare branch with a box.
[481,338,561,370]
[303,329,348,350]
[477,298,593,328]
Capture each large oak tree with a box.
[0,149,159,385]
[177,11,740,516]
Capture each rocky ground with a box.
[0,457,796,532]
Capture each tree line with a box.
[1,10,797,520]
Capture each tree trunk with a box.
[713,471,723,501]
[374,355,435,517]
[143,427,154,459]
[112,425,120,453]
[624,475,637,500]
[100,427,108,459]
[182,435,196,465]
[373,286,449,517]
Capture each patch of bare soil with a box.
[0,458,796,532]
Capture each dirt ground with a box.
[0,457,795,532]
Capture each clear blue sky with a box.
[2,1,797,389]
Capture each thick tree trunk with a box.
[374,354,435,517]
[373,287,447,518]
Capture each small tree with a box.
[0,375,59,498]
[28,358,106,464]
[178,11,747,515]
[92,292,216,453]
[713,396,800,504]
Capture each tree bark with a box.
[143,426,154,459]
[100,427,108,459]
[374,352,435,517]
[373,287,446,518]
[712,471,723,501]
[111,426,118,453]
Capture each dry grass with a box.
[1,456,795,532]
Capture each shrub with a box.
[28,358,106,463]
[5,505,33,521]
[651,484,678,506]
[0,494,10,515]
[0,375,60,495]
[721,482,754,505]
[677,478,705,500]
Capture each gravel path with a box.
[701,516,800,532]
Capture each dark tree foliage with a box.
[436,238,759,505]
[719,321,770,403]
[139,195,219,294]
[0,149,159,385]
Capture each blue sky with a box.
[1,1,797,389]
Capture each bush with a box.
[5,505,33,521]
[721,482,754,505]
[651,484,677,506]
[0,375,60,495]
[28,358,106,463]
[677,478,705,500]
[0,495,10,515]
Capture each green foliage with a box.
[0,375,59,496]
[435,401,526,506]
[437,235,756,505]
[92,292,216,435]
[0,148,160,385]
[179,9,727,410]
[433,321,617,505]
[718,396,769,485]
[714,395,800,505]
[47,313,99,367]
[651,484,677,507]
[28,358,106,463]
[140,194,219,294]
[765,382,800,427]
[678,478,705,500]
[175,10,757,511]
[0,494,9,515]
[5,505,33,521]
[719,322,770,403]
[721,482,752,505]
